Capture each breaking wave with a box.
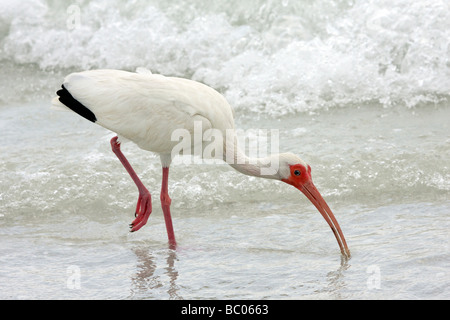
[1,0,449,113]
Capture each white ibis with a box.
[52,68,350,257]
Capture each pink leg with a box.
[110,136,152,232]
[161,167,176,248]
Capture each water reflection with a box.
[130,244,182,299]
[323,255,350,299]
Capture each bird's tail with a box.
[51,85,97,123]
[51,95,69,111]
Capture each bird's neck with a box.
[224,139,281,180]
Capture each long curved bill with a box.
[300,181,351,258]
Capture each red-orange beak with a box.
[298,181,350,258]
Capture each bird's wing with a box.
[59,69,232,154]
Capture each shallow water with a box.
[1,102,448,300]
[1,0,449,300]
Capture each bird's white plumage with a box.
[53,69,235,156]
[52,68,308,179]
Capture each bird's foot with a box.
[130,190,152,232]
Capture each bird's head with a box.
[278,153,350,258]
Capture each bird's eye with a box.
[294,170,301,176]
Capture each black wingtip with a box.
[57,85,97,123]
